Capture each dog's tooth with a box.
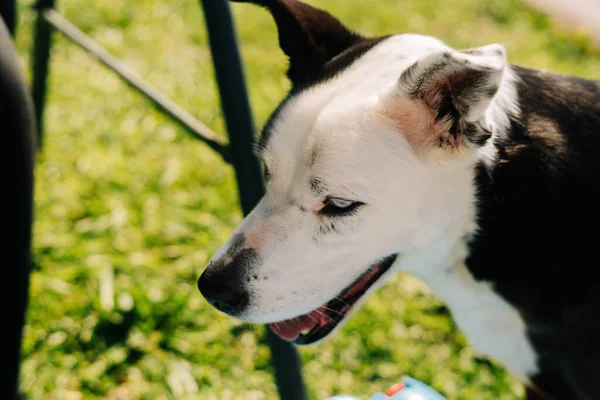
[301,328,311,335]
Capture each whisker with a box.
[321,306,346,316]
[306,313,319,324]
[334,296,351,308]
[314,308,336,324]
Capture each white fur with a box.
[207,34,537,381]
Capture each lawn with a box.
[14,0,600,399]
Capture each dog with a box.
[198,1,600,398]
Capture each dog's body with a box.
[466,66,600,398]
[198,1,600,398]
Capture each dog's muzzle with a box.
[197,248,258,316]
[197,267,249,316]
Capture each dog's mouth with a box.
[269,254,398,345]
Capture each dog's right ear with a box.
[230,0,363,86]
[378,44,507,151]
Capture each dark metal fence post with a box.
[199,1,307,399]
[0,12,36,400]
[0,0,17,36]
[31,0,56,148]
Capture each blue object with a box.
[325,377,446,400]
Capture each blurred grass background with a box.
[13,0,600,399]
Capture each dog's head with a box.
[198,0,516,344]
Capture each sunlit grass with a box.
[15,0,599,398]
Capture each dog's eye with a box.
[329,198,353,208]
[320,197,363,217]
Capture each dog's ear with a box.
[230,0,363,86]
[380,44,507,150]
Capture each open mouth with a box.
[269,254,398,345]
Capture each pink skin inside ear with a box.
[378,96,454,150]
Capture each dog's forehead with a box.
[260,34,451,174]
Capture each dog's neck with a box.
[392,176,539,383]
[388,69,541,381]
[395,64,521,277]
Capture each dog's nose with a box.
[197,268,249,316]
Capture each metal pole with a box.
[31,0,55,148]
[199,1,308,399]
[198,0,264,213]
[0,0,17,36]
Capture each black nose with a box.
[197,268,249,316]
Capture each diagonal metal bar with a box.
[199,1,308,399]
[40,9,231,163]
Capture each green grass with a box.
[14,0,600,399]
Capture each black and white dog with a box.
[198,1,600,398]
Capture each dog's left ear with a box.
[380,44,507,150]
[230,0,363,87]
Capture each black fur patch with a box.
[232,0,367,87]
[468,65,600,399]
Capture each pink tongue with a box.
[269,307,328,341]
